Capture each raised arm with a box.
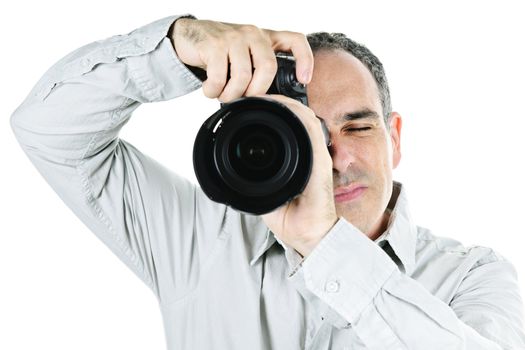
[10,15,226,302]
[10,14,315,304]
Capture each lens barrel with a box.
[193,97,313,215]
[192,53,331,215]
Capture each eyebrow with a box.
[339,108,381,123]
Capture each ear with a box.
[389,112,402,168]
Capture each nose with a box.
[329,137,356,174]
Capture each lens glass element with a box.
[228,124,285,182]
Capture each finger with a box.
[202,51,229,99]
[266,30,314,84]
[219,44,253,102]
[262,94,320,142]
[244,39,278,96]
[263,95,333,177]
[264,94,317,124]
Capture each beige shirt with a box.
[10,14,525,349]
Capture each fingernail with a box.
[302,70,311,83]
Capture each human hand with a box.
[170,17,314,102]
[259,94,338,257]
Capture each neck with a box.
[367,210,392,241]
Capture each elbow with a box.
[10,104,26,143]
[10,100,40,152]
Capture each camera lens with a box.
[229,124,285,182]
[193,97,313,214]
[214,109,297,197]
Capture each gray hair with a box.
[306,32,392,124]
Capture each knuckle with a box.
[290,30,305,39]
[225,31,242,43]
[217,90,229,101]
[207,71,227,86]
[312,115,322,128]
[203,85,219,98]
[210,38,228,51]
[203,90,216,99]
[207,77,223,88]
[203,43,226,59]
[289,98,305,110]
[204,79,225,96]
[240,24,260,35]
[306,120,319,135]
[260,58,278,73]
[219,26,242,43]
[285,31,309,47]
[235,68,252,83]
[297,32,308,42]
[283,30,301,38]
[295,106,317,125]
[219,91,235,103]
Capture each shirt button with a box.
[80,58,91,67]
[325,280,340,293]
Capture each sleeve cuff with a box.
[301,217,398,324]
[124,14,202,102]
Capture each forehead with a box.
[308,49,382,123]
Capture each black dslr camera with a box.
[193,53,329,215]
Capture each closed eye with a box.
[344,127,372,132]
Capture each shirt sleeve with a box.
[289,217,525,349]
[10,14,230,304]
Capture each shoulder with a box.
[411,226,517,303]
[415,226,507,266]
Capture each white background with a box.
[1,0,524,349]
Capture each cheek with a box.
[353,138,394,198]
[356,137,391,173]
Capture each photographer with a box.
[10,13,525,349]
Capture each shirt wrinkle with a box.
[252,182,417,275]
[10,13,525,350]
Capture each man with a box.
[10,13,525,349]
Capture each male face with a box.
[307,49,402,240]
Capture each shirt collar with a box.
[249,226,276,266]
[375,181,418,275]
[240,212,276,267]
[248,181,418,275]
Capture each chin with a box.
[338,202,380,234]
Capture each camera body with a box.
[193,53,328,215]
